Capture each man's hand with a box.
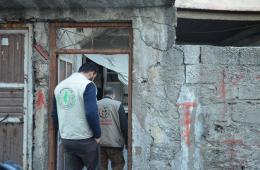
[95,138,101,144]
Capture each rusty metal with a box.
[0,123,23,164]
[54,22,132,29]
[48,23,58,170]
[0,90,24,165]
[127,27,133,170]
[57,48,131,54]
[0,34,24,83]
[0,23,27,29]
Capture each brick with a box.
[231,102,260,124]
[239,47,260,65]
[238,84,260,100]
[161,46,184,66]
[186,65,224,84]
[159,65,185,84]
[201,46,239,65]
[183,45,200,64]
[185,84,237,105]
[224,66,260,85]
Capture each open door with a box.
[56,54,82,170]
[48,23,132,170]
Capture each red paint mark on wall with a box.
[220,70,227,119]
[256,75,260,80]
[36,90,45,111]
[223,139,244,145]
[177,101,197,146]
[223,139,244,169]
[220,70,226,100]
[177,101,197,108]
[184,109,191,146]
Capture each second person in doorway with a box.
[98,87,128,170]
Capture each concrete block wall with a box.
[178,45,260,170]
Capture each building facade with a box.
[0,1,260,170]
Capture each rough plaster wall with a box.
[0,7,177,170]
[32,22,49,170]
[131,8,179,170]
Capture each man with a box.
[52,62,101,170]
[97,87,128,170]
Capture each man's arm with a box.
[118,104,128,146]
[83,83,101,139]
[51,96,59,130]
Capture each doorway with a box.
[48,23,133,170]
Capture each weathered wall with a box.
[174,45,260,170]
[32,22,50,170]
[1,6,260,170]
[0,7,178,170]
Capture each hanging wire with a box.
[58,29,86,49]
[59,28,90,38]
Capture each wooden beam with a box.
[128,27,133,170]
[177,9,260,21]
[175,0,260,12]
[57,48,131,54]
[48,22,133,170]
[55,22,132,29]
[48,23,57,170]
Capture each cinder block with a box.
[161,46,184,66]
[159,65,185,84]
[231,102,260,124]
[186,65,224,83]
[224,66,260,85]
[201,46,239,65]
[183,45,200,64]
[185,84,237,105]
[239,47,260,65]
[238,84,260,100]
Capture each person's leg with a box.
[78,138,100,170]
[64,152,84,170]
[100,147,109,170]
[107,148,125,170]
[62,139,84,170]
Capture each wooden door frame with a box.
[48,22,133,170]
[0,25,34,170]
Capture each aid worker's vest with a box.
[54,73,94,139]
[97,98,125,148]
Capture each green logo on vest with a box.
[57,88,76,109]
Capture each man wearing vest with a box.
[97,87,128,170]
[52,62,101,170]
